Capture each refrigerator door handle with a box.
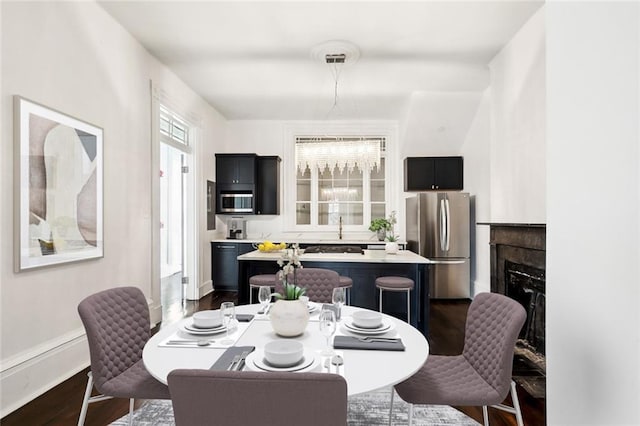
[445,198,451,251]
[439,199,447,251]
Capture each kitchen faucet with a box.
[339,216,343,240]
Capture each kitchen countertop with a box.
[237,249,431,264]
[211,238,404,245]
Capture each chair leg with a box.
[408,403,414,426]
[510,381,524,426]
[250,287,253,304]
[388,387,394,426]
[490,381,525,426]
[128,398,134,426]
[77,372,94,426]
[379,288,383,313]
[482,406,489,425]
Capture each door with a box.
[430,259,471,298]
[437,192,470,258]
[419,192,469,258]
[160,143,189,306]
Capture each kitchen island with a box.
[237,249,432,335]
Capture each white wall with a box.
[546,2,640,424]
[459,90,491,295]
[400,91,485,157]
[459,6,546,297]
[489,8,546,224]
[0,2,225,416]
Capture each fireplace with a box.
[488,223,546,399]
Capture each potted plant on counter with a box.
[369,218,391,241]
[385,211,400,254]
[270,244,309,337]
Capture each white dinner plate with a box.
[182,322,228,335]
[246,349,318,372]
[343,318,394,335]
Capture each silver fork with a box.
[357,337,400,342]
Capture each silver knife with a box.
[232,351,251,371]
[227,354,242,371]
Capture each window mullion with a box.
[310,165,318,226]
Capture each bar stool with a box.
[338,276,353,305]
[249,274,277,304]
[375,276,414,323]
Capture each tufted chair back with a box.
[275,268,340,303]
[462,292,526,397]
[78,286,151,393]
[169,369,348,426]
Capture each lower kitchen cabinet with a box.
[211,242,254,291]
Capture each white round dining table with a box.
[143,304,429,396]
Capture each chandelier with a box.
[295,137,382,174]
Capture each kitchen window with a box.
[294,137,386,227]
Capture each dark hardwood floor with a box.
[1,295,545,426]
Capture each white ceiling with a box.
[99,1,543,120]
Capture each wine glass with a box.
[258,286,271,314]
[220,302,235,345]
[318,309,336,356]
[332,287,346,320]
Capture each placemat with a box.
[210,346,256,370]
[333,336,405,351]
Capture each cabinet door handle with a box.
[216,245,236,249]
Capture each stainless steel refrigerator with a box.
[406,193,471,298]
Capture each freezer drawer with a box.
[429,259,470,299]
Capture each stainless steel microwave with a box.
[219,192,253,213]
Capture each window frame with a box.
[283,122,399,233]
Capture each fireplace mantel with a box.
[487,224,546,294]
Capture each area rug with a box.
[111,387,480,425]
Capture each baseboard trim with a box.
[199,280,213,299]
[0,332,89,418]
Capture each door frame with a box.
[150,83,200,322]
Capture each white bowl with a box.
[352,310,383,329]
[192,310,222,328]
[264,340,304,367]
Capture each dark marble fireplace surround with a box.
[487,223,546,399]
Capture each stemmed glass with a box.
[332,287,345,321]
[319,309,337,356]
[258,286,272,315]
[220,302,236,345]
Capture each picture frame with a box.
[14,96,104,271]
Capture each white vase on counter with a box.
[385,241,399,254]
[269,299,309,337]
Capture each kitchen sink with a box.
[303,245,364,254]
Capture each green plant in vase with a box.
[271,243,309,336]
[369,218,391,241]
[275,243,306,300]
[385,211,400,254]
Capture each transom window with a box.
[160,105,189,146]
[295,137,386,227]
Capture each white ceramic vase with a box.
[385,241,399,254]
[269,299,310,337]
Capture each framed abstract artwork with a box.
[14,96,104,271]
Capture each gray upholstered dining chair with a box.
[390,292,527,426]
[275,267,340,303]
[168,369,348,425]
[77,286,170,426]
